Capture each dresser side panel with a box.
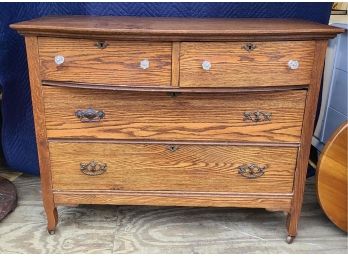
[24,36,57,230]
[288,39,328,236]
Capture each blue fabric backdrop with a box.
[0,3,332,175]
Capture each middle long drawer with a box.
[42,86,306,143]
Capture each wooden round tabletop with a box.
[316,121,348,232]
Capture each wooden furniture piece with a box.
[11,16,342,243]
[316,121,348,232]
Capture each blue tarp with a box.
[0,3,332,175]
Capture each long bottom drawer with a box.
[49,142,297,194]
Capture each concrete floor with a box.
[0,168,347,253]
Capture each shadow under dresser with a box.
[10,16,343,243]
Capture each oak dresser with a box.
[11,16,342,243]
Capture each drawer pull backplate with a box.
[238,163,266,179]
[75,108,105,122]
[80,161,107,176]
[244,111,272,122]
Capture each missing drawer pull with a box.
[95,41,108,49]
[243,111,272,122]
[80,161,107,176]
[167,145,178,152]
[75,108,105,122]
[237,163,266,179]
[242,43,257,52]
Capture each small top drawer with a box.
[38,37,172,87]
[179,41,315,88]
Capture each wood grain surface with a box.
[10,16,344,41]
[180,41,315,87]
[49,142,297,193]
[53,192,292,211]
[171,42,180,87]
[316,121,348,232]
[42,86,306,143]
[38,37,172,86]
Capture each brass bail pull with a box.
[75,108,105,122]
[237,163,266,179]
[80,161,107,176]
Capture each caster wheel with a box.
[286,235,295,244]
[48,230,55,235]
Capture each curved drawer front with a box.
[180,41,315,88]
[38,37,172,87]
[43,86,306,143]
[50,142,297,193]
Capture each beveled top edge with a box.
[10,15,344,40]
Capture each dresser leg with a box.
[286,212,298,240]
[286,235,295,244]
[286,213,296,244]
[46,206,58,235]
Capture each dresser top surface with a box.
[11,16,343,40]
